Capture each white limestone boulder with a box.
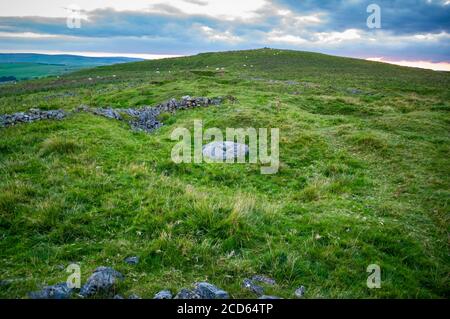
[202,141,249,162]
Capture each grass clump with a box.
[39,136,80,156]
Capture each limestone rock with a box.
[194,282,229,299]
[79,267,124,297]
[202,141,249,162]
[154,290,173,299]
[29,282,73,299]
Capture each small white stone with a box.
[294,286,306,298]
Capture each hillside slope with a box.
[0,49,449,298]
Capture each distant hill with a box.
[0,53,143,81]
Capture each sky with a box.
[0,0,449,70]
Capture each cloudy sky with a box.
[1,0,449,70]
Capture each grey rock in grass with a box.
[92,107,122,120]
[251,275,276,286]
[242,278,264,296]
[128,294,141,299]
[0,109,66,127]
[124,256,139,265]
[194,282,229,299]
[79,267,124,297]
[258,295,283,299]
[29,282,73,299]
[347,88,363,95]
[202,141,249,162]
[154,290,173,299]
[174,288,201,299]
[294,286,306,298]
[114,294,125,299]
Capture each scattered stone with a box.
[79,267,124,297]
[251,275,276,286]
[28,282,73,299]
[1,96,224,133]
[114,294,125,299]
[258,295,283,299]
[194,282,229,299]
[154,290,173,299]
[124,256,139,265]
[294,286,306,298]
[347,88,363,95]
[0,109,66,127]
[92,107,122,120]
[202,141,249,162]
[174,288,201,299]
[267,79,299,85]
[75,96,223,133]
[128,294,141,299]
[242,278,264,296]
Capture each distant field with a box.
[0,62,81,80]
[0,54,143,81]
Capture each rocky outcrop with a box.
[0,96,223,132]
[77,95,223,133]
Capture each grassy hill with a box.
[0,48,449,298]
[0,53,142,81]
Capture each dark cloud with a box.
[0,0,448,61]
[276,0,450,34]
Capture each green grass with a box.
[0,48,449,298]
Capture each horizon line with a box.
[1,49,449,72]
